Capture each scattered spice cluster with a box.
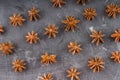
[0,0,120,80]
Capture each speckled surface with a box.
[0,0,120,80]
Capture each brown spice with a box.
[51,0,66,7]
[0,42,14,55]
[44,24,58,38]
[0,25,4,33]
[111,29,120,42]
[41,52,56,65]
[111,51,120,63]
[66,67,81,80]
[88,56,105,72]
[40,73,53,80]
[106,3,120,18]
[68,42,82,55]
[9,14,25,26]
[83,8,97,20]
[62,16,80,32]
[90,30,105,46]
[12,59,26,72]
[28,7,40,21]
[26,31,39,44]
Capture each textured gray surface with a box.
[0,0,120,80]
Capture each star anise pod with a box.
[9,14,25,27]
[41,52,56,65]
[77,0,90,5]
[44,24,58,38]
[111,29,120,42]
[0,25,4,33]
[66,67,81,80]
[62,16,80,32]
[28,7,40,21]
[51,0,66,7]
[26,31,39,44]
[90,30,105,46]
[83,8,97,20]
[40,73,53,80]
[88,56,105,72]
[68,42,82,55]
[12,59,26,72]
[106,3,120,18]
[0,42,14,55]
[111,51,120,63]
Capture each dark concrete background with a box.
[0,0,120,80]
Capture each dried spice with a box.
[40,73,53,80]
[41,52,56,65]
[0,42,14,55]
[83,8,97,20]
[66,67,81,80]
[106,3,120,18]
[111,29,120,42]
[88,56,105,72]
[51,0,66,7]
[111,51,120,63]
[77,0,90,5]
[68,42,82,55]
[44,24,58,38]
[90,30,105,46]
[62,16,80,32]
[12,59,26,72]
[26,31,39,44]
[0,25,4,33]
[9,14,25,26]
[28,7,40,21]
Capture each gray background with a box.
[0,0,120,80]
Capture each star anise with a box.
[40,73,53,80]
[62,16,80,32]
[88,56,105,72]
[90,30,105,46]
[28,7,40,21]
[26,31,39,44]
[0,25,4,33]
[111,29,120,42]
[0,42,14,55]
[12,59,26,72]
[41,52,56,65]
[68,42,82,55]
[51,0,66,7]
[44,24,58,38]
[106,3,120,18]
[9,14,25,27]
[66,67,81,80]
[77,0,90,5]
[111,51,120,63]
[83,8,97,20]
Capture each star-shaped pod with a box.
[66,67,81,80]
[51,0,66,7]
[0,42,14,55]
[44,24,58,38]
[62,16,80,32]
[41,52,57,65]
[106,3,120,18]
[12,59,26,72]
[9,14,25,27]
[88,56,105,72]
[90,30,105,46]
[68,41,82,55]
[111,29,120,42]
[26,31,39,44]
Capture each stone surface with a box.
[0,0,120,80]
